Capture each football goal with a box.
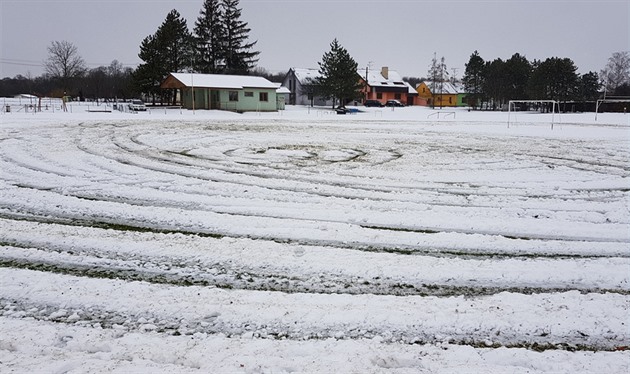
[507,100,559,129]
[595,99,630,121]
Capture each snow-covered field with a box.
[1,105,629,373]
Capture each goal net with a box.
[507,100,559,129]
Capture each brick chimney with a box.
[381,66,389,79]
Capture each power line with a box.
[0,59,43,67]
[1,58,139,68]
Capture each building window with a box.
[229,91,239,101]
[259,92,269,102]
[449,97,452,104]
[395,93,401,100]
[376,93,382,99]
[244,91,254,97]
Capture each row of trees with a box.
[313,46,630,111]
[462,51,630,110]
[135,0,259,104]
[312,45,630,111]
[0,41,138,99]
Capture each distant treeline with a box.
[0,61,138,100]
[460,51,630,111]
[0,65,285,101]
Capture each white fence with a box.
[1,97,64,113]
[1,98,153,114]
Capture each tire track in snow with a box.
[1,219,628,296]
[1,211,628,259]
[4,255,627,298]
[2,268,628,352]
[1,296,619,352]
[3,124,626,238]
[1,118,629,360]
[74,123,629,209]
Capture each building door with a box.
[211,90,220,109]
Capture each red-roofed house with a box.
[360,67,418,106]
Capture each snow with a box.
[168,72,278,89]
[289,67,321,85]
[421,81,465,94]
[0,104,629,373]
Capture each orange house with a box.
[416,81,467,107]
[359,67,418,106]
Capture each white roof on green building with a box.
[169,73,278,89]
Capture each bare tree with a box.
[600,51,630,94]
[427,53,448,108]
[44,40,87,92]
[107,59,124,77]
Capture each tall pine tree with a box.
[527,57,578,102]
[316,38,362,108]
[577,71,600,103]
[504,53,531,101]
[158,10,193,75]
[483,58,506,110]
[222,0,259,75]
[462,50,485,109]
[193,0,259,75]
[135,9,192,104]
[194,0,225,73]
[134,34,162,103]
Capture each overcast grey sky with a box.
[1,0,628,79]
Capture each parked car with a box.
[385,100,404,107]
[335,105,348,114]
[364,99,384,107]
[129,99,147,111]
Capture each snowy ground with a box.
[0,104,629,373]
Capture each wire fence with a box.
[2,97,64,113]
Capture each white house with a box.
[281,68,333,107]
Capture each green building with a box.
[161,73,279,112]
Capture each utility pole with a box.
[451,68,459,84]
[439,56,445,109]
[431,52,437,109]
[190,50,195,114]
[365,65,369,102]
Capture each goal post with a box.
[595,99,630,121]
[508,100,559,129]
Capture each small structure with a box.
[275,84,290,110]
[360,67,418,106]
[417,81,467,107]
[14,94,38,102]
[161,73,279,112]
